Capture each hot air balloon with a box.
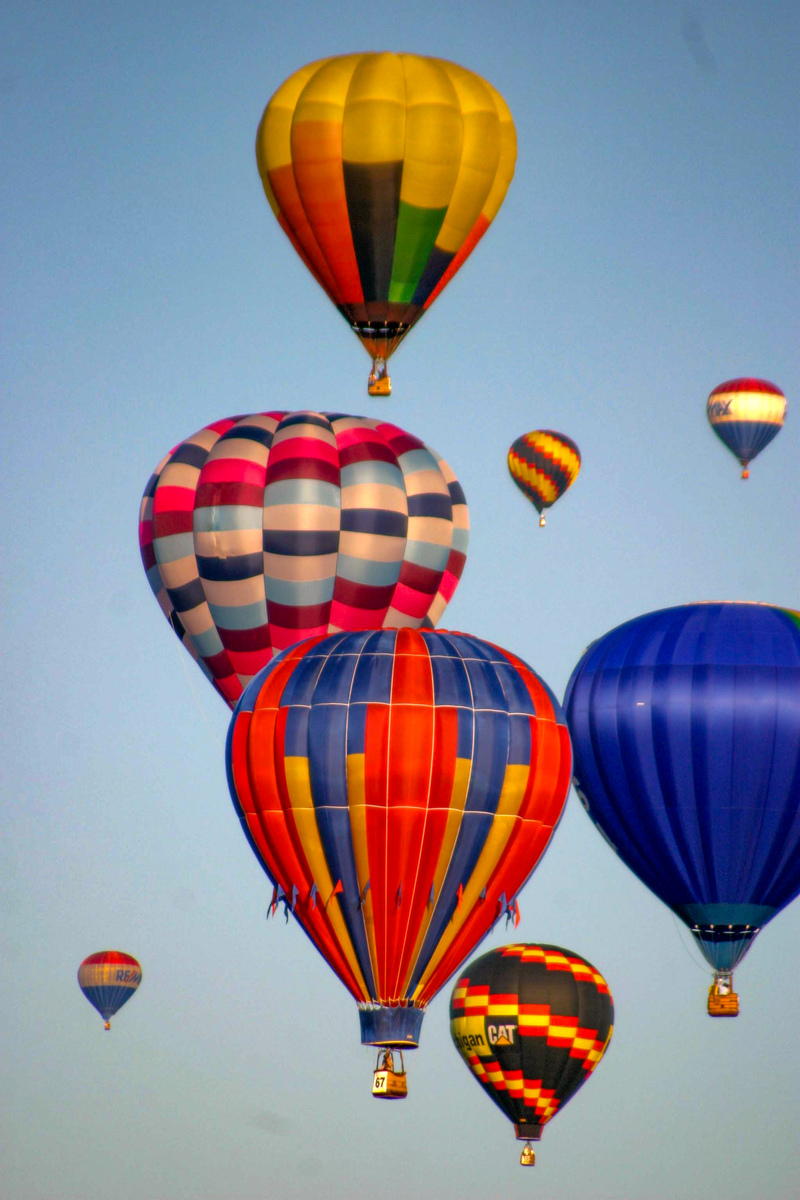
[139,411,468,708]
[256,53,517,396]
[564,602,800,1016]
[450,944,613,1165]
[507,431,581,526]
[226,628,572,1094]
[706,377,786,478]
[78,952,142,1030]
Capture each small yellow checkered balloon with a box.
[507,431,581,526]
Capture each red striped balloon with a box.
[140,412,469,708]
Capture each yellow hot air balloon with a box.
[507,431,581,526]
[256,53,517,395]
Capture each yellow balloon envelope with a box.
[256,53,517,391]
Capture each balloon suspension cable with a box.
[670,914,712,973]
[175,636,225,752]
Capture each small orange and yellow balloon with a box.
[507,431,581,526]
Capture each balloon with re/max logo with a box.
[226,629,571,1097]
[78,951,142,1030]
[706,377,786,479]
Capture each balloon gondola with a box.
[255,53,517,395]
[565,602,800,1015]
[226,629,572,1094]
[367,362,391,397]
[450,944,613,1164]
[371,1048,408,1099]
[78,951,142,1030]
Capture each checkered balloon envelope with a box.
[450,944,613,1159]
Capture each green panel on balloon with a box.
[389,202,449,304]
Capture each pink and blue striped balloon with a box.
[139,411,469,708]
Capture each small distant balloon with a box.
[706,377,786,478]
[507,431,581,526]
[78,952,142,1030]
[450,944,613,1166]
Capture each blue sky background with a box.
[2,3,798,1198]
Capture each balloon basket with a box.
[538,514,546,527]
[515,1122,541,1166]
[368,374,392,397]
[103,1021,111,1031]
[371,1049,407,1099]
[708,973,739,1017]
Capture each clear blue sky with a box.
[2,3,798,1198]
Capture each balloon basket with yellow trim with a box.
[519,1143,536,1167]
[368,372,392,397]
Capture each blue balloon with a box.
[564,603,800,983]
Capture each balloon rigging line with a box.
[671,913,709,973]
[175,636,225,752]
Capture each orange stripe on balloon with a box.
[291,120,364,305]
[393,704,459,996]
[521,720,572,828]
[276,213,337,304]
[415,722,570,1003]
[363,702,391,998]
[384,640,435,999]
[268,164,342,301]
[233,674,368,1002]
[254,810,365,1000]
